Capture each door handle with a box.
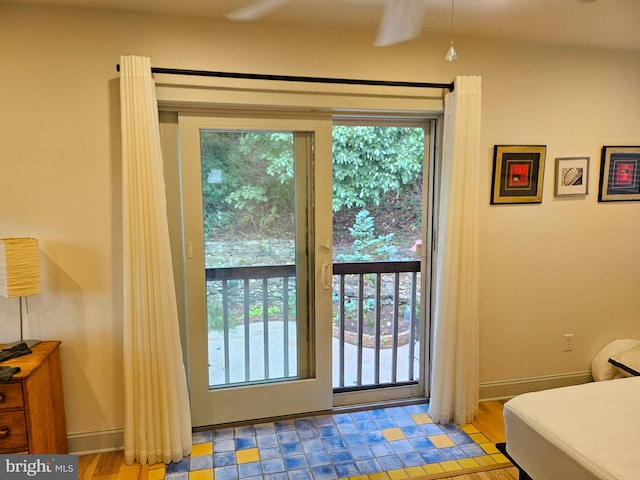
[321,262,332,290]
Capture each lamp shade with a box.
[0,238,41,298]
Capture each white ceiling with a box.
[4,0,640,52]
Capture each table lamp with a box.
[0,238,41,348]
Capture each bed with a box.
[500,340,640,480]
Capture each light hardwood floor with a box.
[77,401,520,480]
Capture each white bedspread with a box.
[504,377,640,480]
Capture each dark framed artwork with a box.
[598,146,640,202]
[555,157,589,197]
[491,145,546,204]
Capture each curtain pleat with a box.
[120,55,192,465]
[428,75,482,426]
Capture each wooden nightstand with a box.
[0,340,68,453]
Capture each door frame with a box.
[157,78,444,424]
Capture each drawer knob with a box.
[0,426,9,438]
[0,392,4,403]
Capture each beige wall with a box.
[1,3,639,450]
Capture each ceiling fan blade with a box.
[226,0,292,21]
[375,0,427,47]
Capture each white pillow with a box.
[591,339,640,381]
[609,346,640,377]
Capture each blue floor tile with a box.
[191,431,212,443]
[281,442,303,456]
[449,431,474,444]
[318,425,339,437]
[311,464,338,480]
[288,468,313,480]
[276,430,299,444]
[261,458,286,474]
[421,448,446,464]
[374,417,396,429]
[213,428,234,440]
[377,454,404,471]
[356,458,382,474]
[256,433,278,447]
[235,437,257,450]
[399,451,425,468]
[284,455,307,470]
[393,414,416,427]
[323,436,346,450]
[263,474,287,480]
[400,425,424,438]
[336,422,359,435]
[364,431,386,443]
[328,449,352,463]
[343,432,367,447]
[214,465,238,480]
[460,442,486,456]
[165,458,189,473]
[165,473,188,480]
[334,461,359,477]
[349,444,374,460]
[190,455,213,470]
[370,441,395,457]
[213,451,236,467]
[301,438,325,453]
[238,461,262,478]
[216,438,236,452]
[410,436,435,450]
[440,446,468,460]
[259,445,282,459]
[254,423,275,435]
[306,450,331,467]
[389,439,415,454]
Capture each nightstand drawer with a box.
[0,411,28,451]
[0,383,24,410]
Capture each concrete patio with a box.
[208,321,420,388]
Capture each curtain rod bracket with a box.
[115,64,454,92]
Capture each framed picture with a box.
[598,146,640,202]
[555,157,589,196]
[491,145,546,204]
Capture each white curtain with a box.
[120,55,192,465]
[428,75,482,426]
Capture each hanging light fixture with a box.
[445,0,458,61]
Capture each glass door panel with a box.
[331,120,433,406]
[179,115,333,426]
[202,130,310,387]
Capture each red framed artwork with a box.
[491,145,546,204]
[598,146,640,202]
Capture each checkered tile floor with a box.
[162,403,508,480]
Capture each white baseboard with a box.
[67,427,124,456]
[479,371,593,401]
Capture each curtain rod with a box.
[115,64,455,92]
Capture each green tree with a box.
[332,126,424,211]
[336,209,396,261]
[199,126,424,242]
[200,131,294,240]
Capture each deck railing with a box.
[205,261,421,390]
[332,261,421,391]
